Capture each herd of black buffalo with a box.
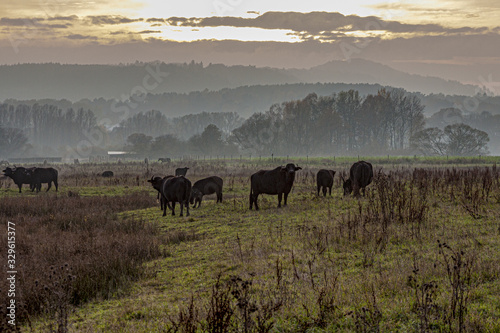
[2,166,59,193]
[2,161,374,217]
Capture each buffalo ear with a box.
[295,166,302,171]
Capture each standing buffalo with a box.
[175,167,189,177]
[316,169,336,196]
[149,176,191,217]
[2,167,35,193]
[190,176,223,208]
[101,170,114,177]
[148,175,174,211]
[32,167,59,192]
[342,161,373,197]
[249,163,302,210]
[158,157,171,163]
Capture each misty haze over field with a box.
[0,1,499,158]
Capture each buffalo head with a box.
[189,188,202,206]
[3,167,13,177]
[341,175,353,196]
[281,163,302,174]
[147,176,164,191]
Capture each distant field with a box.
[1,158,499,332]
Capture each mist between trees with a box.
[0,88,497,159]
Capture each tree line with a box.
[0,104,98,157]
[232,89,426,155]
[0,89,493,159]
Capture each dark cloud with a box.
[138,30,161,34]
[163,11,496,37]
[0,17,41,26]
[87,15,143,25]
[46,15,79,22]
[146,18,165,23]
[65,34,98,40]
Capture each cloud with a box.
[87,15,143,25]
[65,34,98,40]
[163,11,496,42]
[146,18,165,23]
[138,30,161,34]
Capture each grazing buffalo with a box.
[148,175,174,211]
[342,161,373,197]
[101,170,114,177]
[2,166,35,193]
[190,176,223,208]
[175,167,189,177]
[316,169,336,196]
[32,167,59,192]
[249,163,302,210]
[158,157,171,163]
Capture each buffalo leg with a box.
[252,193,259,211]
[277,193,282,207]
[54,180,58,192]
[249,192,254,210]
[180,201,184,217]
[185,200,190,217]
[329,186,332,196]
[284,192,289,206]
[317,185,320,196]
[322,187,327,196]
[171,202,176,216]
[46,181,52,192]
[17,183,22,193]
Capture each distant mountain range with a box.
[0,59,479,102]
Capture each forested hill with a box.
[0,59,478,101]
[4,82,500,123]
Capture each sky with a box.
[0,0,499,87]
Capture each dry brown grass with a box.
[0,191,168,331]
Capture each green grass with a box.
[3,161,500,332]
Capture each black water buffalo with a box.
[316,169,336,196]
[148,175,174,211]
[158,157,171,163]
[32,167,59,192]
[249,163,302,210]
[342,161,373,197]
[175,167,189,176]
[101,170,114,177]
[190,176,223,208]
[2,167,35,193]
[149,176,191,216]
[162,176,191,216]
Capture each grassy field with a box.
[1,157,500,332]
